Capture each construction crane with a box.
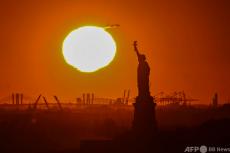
[42,96,49,110]
[114,89,130,105]
[53,96,63,111]
[32,95,50,110]
[154,91,199,106]
[33,95,41,110]
[125,90,130,104]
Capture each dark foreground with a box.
[0,104,230,153]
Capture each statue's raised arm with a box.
[133,41,140,57]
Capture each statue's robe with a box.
[137,57,150,98]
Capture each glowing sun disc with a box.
[62,26,116,72]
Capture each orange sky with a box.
[0,0,230,104]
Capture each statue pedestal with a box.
[132,96,157,139]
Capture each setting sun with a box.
[62,26,116,72]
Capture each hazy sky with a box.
[0,0,230,104]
